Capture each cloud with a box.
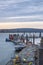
[0,0,43,22]
[0,15,43,22]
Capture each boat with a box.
[6,34,14,42]
[5,34,21,44]
[6,38,11,42]
[15,42,26,52]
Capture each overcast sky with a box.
[0,0,43,22]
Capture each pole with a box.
[33,33,35,44]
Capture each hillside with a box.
[0,28,43,33]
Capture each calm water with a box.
[0,33,41,65]
[0,33,15,65]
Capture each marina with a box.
[0,0,43,65]
[0,29,43,65]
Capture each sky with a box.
[0,0,43,22]
[0,22,43,29]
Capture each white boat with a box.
[15,42,26,52]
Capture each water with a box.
[0,33,41,65]
[0,33,15,65]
